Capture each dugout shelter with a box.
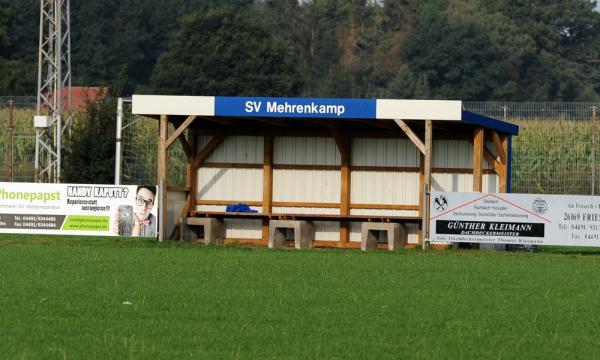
[132,95,519,248]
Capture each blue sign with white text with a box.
[215,97,376,119]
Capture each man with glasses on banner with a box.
[113,185,157,237]
[132,185,157,237]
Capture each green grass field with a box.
[1,235,600,359]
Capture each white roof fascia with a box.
[376,99,462,120]
[132,95,215,116]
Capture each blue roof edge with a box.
[461,110,519,135]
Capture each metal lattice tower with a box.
[35,0,72,183]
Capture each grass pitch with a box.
[1,235,600,359]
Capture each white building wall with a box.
[351,171,419,208]
[352,138,419,167]
[195,135,212,153]
[433,139,493,169]
[272,170,340,203]
[274,137,340,165]
[192,135,500,242]
[207,136,263,163]
[224,219,262,239]
[351,138,420,217]
[197,168,262,202]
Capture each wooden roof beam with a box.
[394,119,425,154]
[166,115,197,149]
[191,134,226,168]
[470,138,500,174]
[491,130,507,164]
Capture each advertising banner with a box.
[0,182,159,237]
[429,192,600,247]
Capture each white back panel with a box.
[313,222,340,241]
[207,136,263,164]
[352,138,419,167]
[431,173,498,193]
[274,137,340,165]
[351,171,419,205]
[273,170,340,202]
[224,219,262,239]
[483,174,499,193]
[431,173,473,192]
[195,135,213,153]
[272,207,340,215]
[197,168,262,201]
[433,140,472,168]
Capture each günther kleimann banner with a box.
[0,182,159,237]
[429,192,600,247]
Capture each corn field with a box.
[1,97,599,195]
[0,97,36,182]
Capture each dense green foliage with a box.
[62,96,117,184]
[151,5,301,96]
[1,236,600,358]
[1,0,599,100]
[0,1,38,95]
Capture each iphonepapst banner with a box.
[0,182,159,237]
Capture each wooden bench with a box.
[188,210,421,223]
[183,211,421,248]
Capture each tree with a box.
[150,5,301,96]
[477,0,600,100]
[0,1,38,94]
[386,8,504,100]
[62,95,116,184]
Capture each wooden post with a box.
[262,136,273,244]
[499,134,509,192]
[473,127,484,192]
[418,152,425,240]
[424,120,432,187]
[331,129,351,247]
[340,137,351,247]
[593,106,597,195]
[158,115,169,239]
[187,132,197,211]
[423,120,432,245]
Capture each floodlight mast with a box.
[35,0,72,183]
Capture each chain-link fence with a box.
[0,96,37,182]
[119,101,187,187]
[464,101,598,121]
[464,102,600,195]
[2,97,600,196]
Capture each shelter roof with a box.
[132,95,519,135]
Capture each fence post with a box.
[8,99,14,182]
[593,106,597,195]
[421,183,429,250]
[502,105,507,122]
[114,97,124,185]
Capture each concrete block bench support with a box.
[361,222,407,251]
[268,220,314,249]
[181,217,225,245]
